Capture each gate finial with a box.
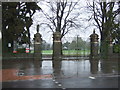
[37,25,39,33]
[93,29,95,34]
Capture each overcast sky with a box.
[29,0,100,44]
[0,0,100,43]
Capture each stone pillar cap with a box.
[53,31,61,34]
[34,32,42,37]
[90,29,99,38]
[53,31,61,37]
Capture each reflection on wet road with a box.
[2,58,119,88]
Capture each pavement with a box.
[1,59,119,89]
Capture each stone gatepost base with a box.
[34,44,42,61]
[52,31,62,61]
[90,30,99,59]
[90,42,99,59]
[52,41,62,60]
[34,54,42,60]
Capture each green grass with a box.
[30,50,53,54]
[62,50,90,55]
[42,50,53,54]
[31,50,90,55]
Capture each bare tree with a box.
[38,0,81,57]
[86,0,120,56]
[39,0,81,37]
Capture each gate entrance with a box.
[62,36,90,59]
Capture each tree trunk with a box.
[100,31,109,59]
[100,40,108,59]
[27,27,31,49]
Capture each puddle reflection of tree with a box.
[89,58,118,75]
[100,59,118,74]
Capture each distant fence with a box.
[3,36,91,59]
[62,36,90,57]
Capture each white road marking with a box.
[89,76,96,79]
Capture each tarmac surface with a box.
[1,57,119,89]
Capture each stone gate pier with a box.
[34,25,42,60]
[90,29,99,59]
[106,36,113,56]
[52,31,62,60]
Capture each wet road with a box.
[1,58,119,89]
